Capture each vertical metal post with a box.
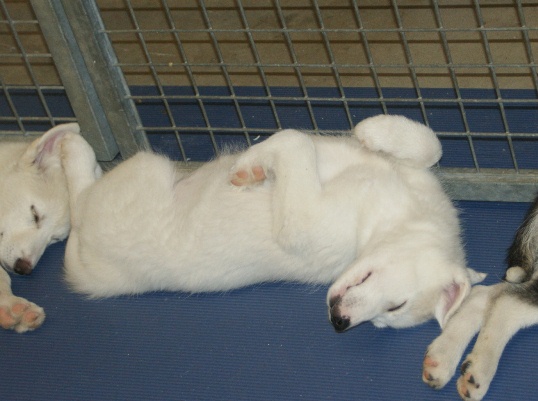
[30,0,149,161]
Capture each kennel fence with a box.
[1,0,537,201]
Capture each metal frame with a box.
[0,0,149,160]
[0,0,65,138]
[96,0,538,200]
[30,0,149,160]
[2,0,538,200]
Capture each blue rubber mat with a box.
[0,201,536,401]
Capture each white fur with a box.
[63,114,484,331]
[0,123,96,332]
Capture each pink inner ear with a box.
[34,130,64,167]
[446,283,460,309]
[442,282,461,318]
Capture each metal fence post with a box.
[30,0,149,161]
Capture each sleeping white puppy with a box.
[0,124,87,332]
[61,115,485,331]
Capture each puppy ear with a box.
[434,274,471,329]
[19,123,80,171]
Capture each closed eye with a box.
[387,301,407,312]
[31,205,41,227]
[346,271,372,291]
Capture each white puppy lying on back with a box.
[62,115,485,331]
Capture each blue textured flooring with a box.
[1,201,536,401]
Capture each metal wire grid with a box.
[0,0,537,199]
[0,0,74,137]
[98,0,538,171]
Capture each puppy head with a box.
[326,248,485,332]
[0,124,77,275]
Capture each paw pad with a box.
[0,307,17,329]
[231,166,267,186]
[0,298,45,333]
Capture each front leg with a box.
[423,284,499,390]
[60,132,102,226]
[0,269,45,333]
[230,130,321,250]
[457,287,538,401]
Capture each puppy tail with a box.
[505,194,538,283]
[353,115,442,169]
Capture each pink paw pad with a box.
[0,307,16,329]
[22,310,41,326]
[423,356,439,368]
[231,166,266,186]
[12,302,29,315]
[422,355,441,387]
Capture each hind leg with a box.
[0,269,45,333]
[230,130,322,250]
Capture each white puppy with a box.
[0,124,95,332]
[62,115,485,331]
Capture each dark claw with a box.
[329,295,341,308]
[461,360,471,374]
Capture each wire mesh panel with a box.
[0,0,73,138]
[0,0,148,159]
[96,0,538,200]
[2,0,538,199]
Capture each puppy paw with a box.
[456,357,491,401]
[230,165,267,186]
[0,295,45,333]
[422,347,460,390]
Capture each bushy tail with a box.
[505,195,538,283]
[353,115,442,169]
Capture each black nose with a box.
[330,313,350,332]
[14,258,33,275]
